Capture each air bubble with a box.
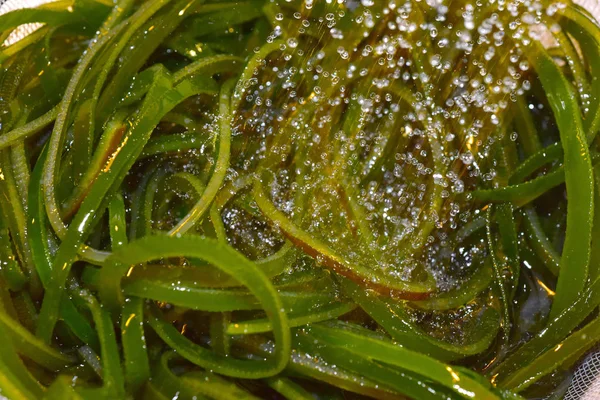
[460,152,475,165]
[287,38,298,48]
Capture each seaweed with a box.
[0,0,598,398]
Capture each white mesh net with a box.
[565,344,600,400]
[0,0,599,398]
[0,0,53,46]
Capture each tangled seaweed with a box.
[0,0,599,398]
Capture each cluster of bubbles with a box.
[224,0,566,289]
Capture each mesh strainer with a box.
[565,344,600,400]
[0,0,49,46]
[0,0,599,399]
